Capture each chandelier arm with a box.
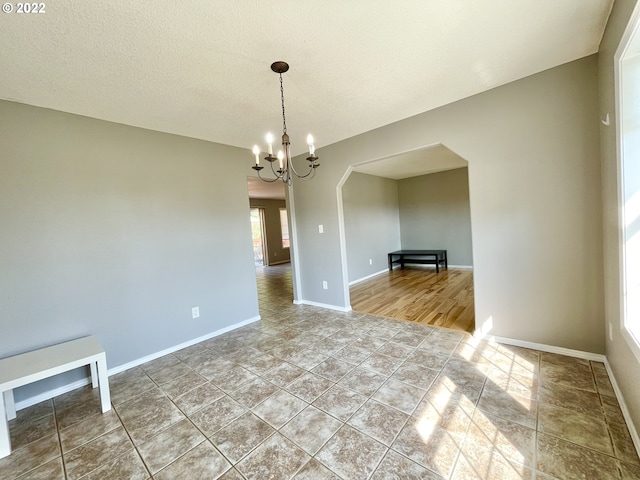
[296,169,317,181]
[294,165,317,180]
[287,154,317,179]
[268,160,286,180]
[255,168,282,183]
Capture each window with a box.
[280,208,290,248]
[617,8,640,361]
[250,208,266,267]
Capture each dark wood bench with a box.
[387,250,448,273]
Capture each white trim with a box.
[336,166,354,309]
[293,299,352,312]
[485,335,606,362]
[604,358,640,459]
[108,315,261,376]
[349,269,388,286]
[614,0,640,365]
[14,315,261,412]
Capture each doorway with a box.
[247,176,294,313]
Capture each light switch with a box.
[318,225,324,233]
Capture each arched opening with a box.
[337,144,476,333]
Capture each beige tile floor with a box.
[1,264,639,479]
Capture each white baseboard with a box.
[349,269,388,286]
[485,335,607,362]
[293,299,352,312]
[604,359,640,459]
[14,315,261,412]
[108,315,261,376]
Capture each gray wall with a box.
[598,0,640,439]
[342,172,401,282]
[0,101,260,402]
[398,168,473,266]
[292,55,604,353]
[249,198,291,265]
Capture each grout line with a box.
[110,405,154,479]
[51,400,69,480]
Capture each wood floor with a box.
[350,267,475,333]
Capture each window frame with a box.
[615,3,640,363]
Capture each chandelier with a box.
[252,61,319,184]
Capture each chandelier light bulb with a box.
[307,134,315,156]
[265,132,274,155]
[277,150,284,169]
[252,145,260,165]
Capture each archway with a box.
[337,144,477,333]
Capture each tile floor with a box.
[1,265,639,479]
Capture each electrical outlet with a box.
[192,306,200,319]
[369,259,373,265]
[322,280,328,290]
[318,224,324,234]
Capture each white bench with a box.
[0,335,111,458]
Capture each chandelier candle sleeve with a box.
[252,145,260,165]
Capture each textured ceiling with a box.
[0,1,613,157]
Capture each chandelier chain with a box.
[279,73,287,135]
